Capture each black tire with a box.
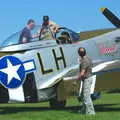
[49,98,66,109]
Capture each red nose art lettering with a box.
[100,44,117,54]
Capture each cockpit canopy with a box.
[55,27,80,44]
[1,26,80,48]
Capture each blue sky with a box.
[0,0,120,43]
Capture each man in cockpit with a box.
[60,32,71,44]
[19,19,39,44]
[39,16,59,40]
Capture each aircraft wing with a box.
[38,64,79,89]
[38,58,120,90]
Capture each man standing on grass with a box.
[77,47,95,115]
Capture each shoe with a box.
[91,92,101,100]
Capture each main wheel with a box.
[49,98,66,109]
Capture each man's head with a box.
[78,47,86,58]
[61,32,70,42]
[27,19,35,30]
[61,32,69,37]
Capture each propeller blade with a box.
[100,7,120,28]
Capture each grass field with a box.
[0,93,120,120]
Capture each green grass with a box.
[0,93,120,120]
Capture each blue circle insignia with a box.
[0,56,25,89]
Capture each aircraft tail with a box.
[100,7,120,28]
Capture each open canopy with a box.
[1,26,80,48]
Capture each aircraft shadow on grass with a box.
[0,104,120,115]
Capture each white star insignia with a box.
[0,59,21,85]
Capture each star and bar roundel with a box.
[0,56,36,89]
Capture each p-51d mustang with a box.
[0,7,120,108]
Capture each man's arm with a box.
[21,37,28,43]
[32,34,40,39]
[78,69,86,81]
[78,60,88,80]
